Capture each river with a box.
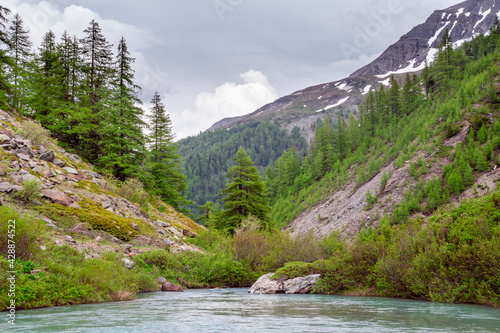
[3,289,500,332]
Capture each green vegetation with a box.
[178,121,307,218]
[315,187,500,306]
[0,206,158,310]
[216,147,271,233]
[263,25,500,228]
[0,10,190,212]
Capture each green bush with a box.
[15,120,55,148]
[15,178,42,203]
[0,206,45,261]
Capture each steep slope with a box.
[0,107,204,254]
[209,0,500,134]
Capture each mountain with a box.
[208,0,500,136]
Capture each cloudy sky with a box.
[3,0,459,139]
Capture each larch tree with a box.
[145,92,189,211]
[80,19,114,162]
[99,37,146,180]
[0,5,11,102]
[219,147,270,233]
[7,13,31,109]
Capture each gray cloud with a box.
[4,0,460,138]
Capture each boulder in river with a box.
[160,280,184,292]
[248,273,321,294]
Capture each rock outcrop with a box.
[158,277,184,292]
[248,273,321,294]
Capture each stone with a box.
[83,169,102,179]
[1,143,17,150]
[0,134,10,143]
[46,171,56,178]
[164,238,172,246]
[157,220,171,228]
[71,194,82,202]
[283,274,321,294]
[52,159,65,167]
[68,154,82,163]
[167,227,183,237]
[102,201,113,209]
[21,173,41,184]
[0,182,13,193]
[39,150,55,162]
[39,146,47,155]
[248,273,284,294]
[69,223,89,234]
[63,167,78,175]
[42,217,53,224]
[11,185,22,192]
[29,161,37,169]
[94,236,102,242]
[248,273,321,294]
[16,153,30,161]
[161,280,184,292]
[65,235,77,244]
[14,147,34,159]
[9,161,20,172]
[158,276,167,284]
[33,166,45,174]
[40,189,80,208]
[122,258,134,269]
[183,229,196,238]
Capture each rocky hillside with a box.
[209,0,500,137]
[0,107,204,257]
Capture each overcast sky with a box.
[3,0,459,139]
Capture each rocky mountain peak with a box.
[208,0,500,134]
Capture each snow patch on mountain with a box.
[429,21,450,46]
[362,85,372,95]
[316,97,350,112]
[456,8,465,18]
[475,8,492,29]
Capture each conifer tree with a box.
[80,20,114,161]
[0,5,11,101]
[145,92,189,211]
[220,147,270,233]
[7,13,31,109]
[99,37,146,180]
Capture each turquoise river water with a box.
[2,288,500,332]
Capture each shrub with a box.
[15,178,42,202]
[0,206,45,261]
[116,178,150,207]
[15,120,55,148]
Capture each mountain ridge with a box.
[208,0,500,133]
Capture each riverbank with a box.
[2,187,500,311]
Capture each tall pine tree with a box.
[219,147,270,233]
[145,92,189,211]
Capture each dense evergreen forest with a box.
[0,7,189,211]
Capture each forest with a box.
[0,7,189,212]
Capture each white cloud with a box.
[172,70,278,139]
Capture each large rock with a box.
[248,273,321,294]
[40,189,81,209]
[0,134,11,144]
[63,167,78,175]
[39,150,55,162]
[283,274,321,294]
[0,182,13,193]
[248,273,284,294]
[161,280,184,292]
[52,159,65,168]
